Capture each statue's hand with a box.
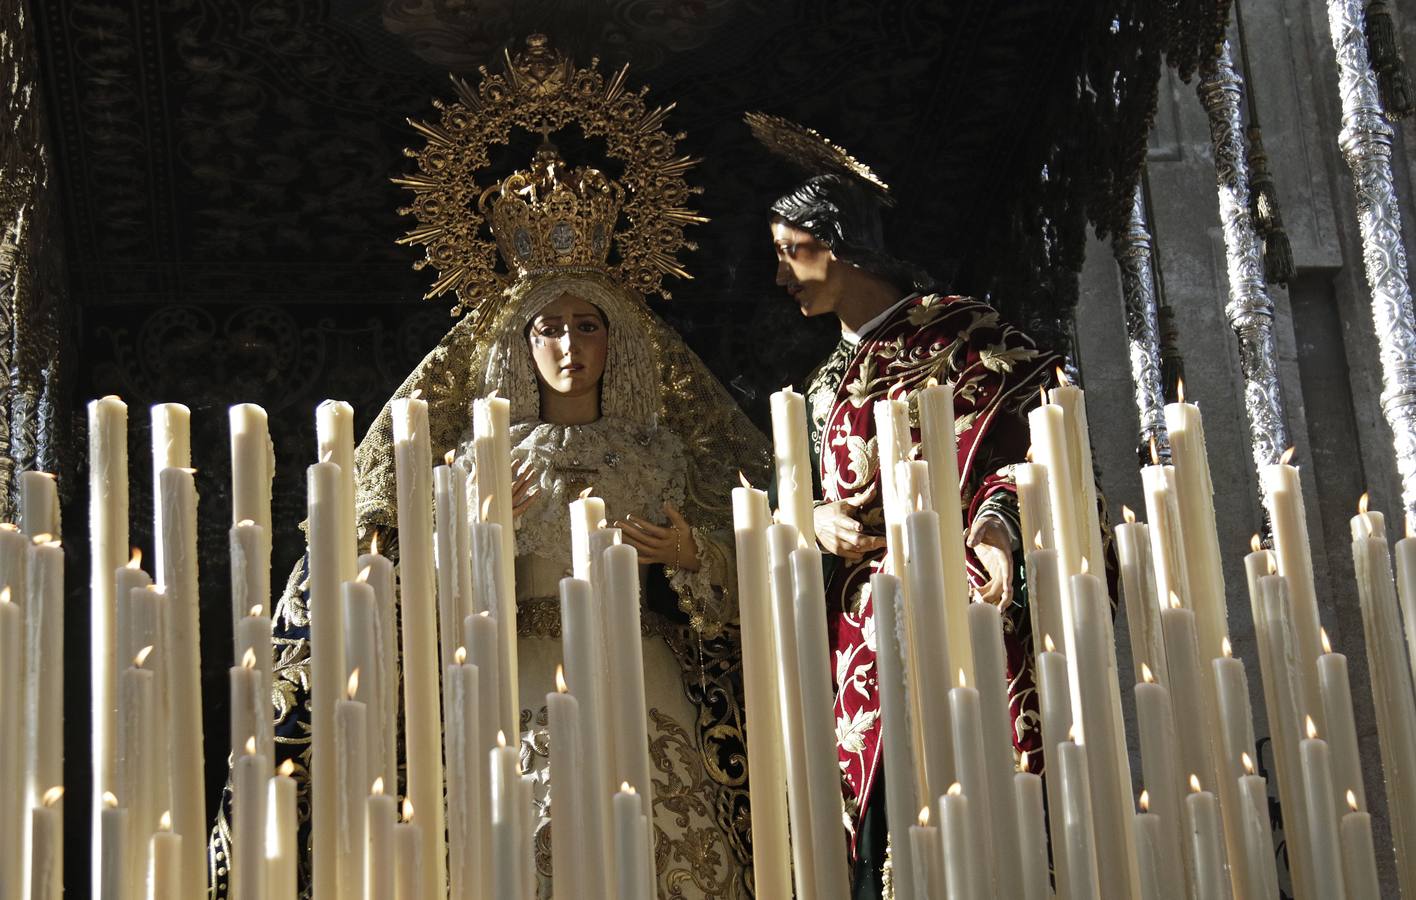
[813,484,886,563]
[616,502,700,570]
[511,460,540,520]
[967,515,1014,608]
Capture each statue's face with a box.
[526,292,609,398]
[770,218,841,318]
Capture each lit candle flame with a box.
[1241,752,1255,775]
[102,791,118,809]
[127,547,143,569]
[1250,534,1262,554]
[1359,492,1370,516]
[1080,557,1090,575]
[179,467,197,476]
[0,523,18,532]
[455,646,467,666]
[1020,751,1030,773]
[402,798,414,822]
[1139,789,1150,812]
[279,759,295,777]
[621,782,636,795]
[249,604,264,618]
[1033,530,1045,551]
[444,449,456,466]
[0,587,10,604]
[497,730,507,748]
[1068,725,1077,741]
[1038,386,1048,407]
[958,668,967,689]
[319,450,332,464]
[1177,379,1186,404]
[1141,663,1155,684]
[1222,637,1233,659]
[926,377,939,389]
[1122,505,1136,525]
[41,786,63,807]
[237,518,255,528]
[1268,555,1277,576]
[31,532,52,545]
[241,648,256,670]
[1280,446,1296,466]
[556,665,568,694]
[1168,590,1181,610]
[370,531,381,556]
[918,806,931,826]
[1149,437,1160,466]
[596,518,608,530]
[346,668,360,700]
[738,471,751,490]
[1347,789,1359,812]
[481,495,494,521]
[159,810,172,831]
[1189,774,1201,793]
[135,645,154,668]
[245,736,257,756]
[947,782,963,797]
[1055,366,1070,387]
[578,486,594,500]
[1025,446,1034,463]
[409,388,423,401]
[1321,628,1333,655]
[356,565,371,584]
[1306,715,1318,740]
[372,777,385,796]
[1044,634,1056,653]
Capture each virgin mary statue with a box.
[209,37,768,899]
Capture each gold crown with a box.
[479,140,624,276]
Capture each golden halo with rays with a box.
[393,34,706,318]
[743,111,895,204]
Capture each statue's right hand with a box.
[813,485,885,563]
[511,461,539,519]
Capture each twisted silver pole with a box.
[1113,180,1170,464]
[1327,0,1416,532]
[1197,40,1291,476]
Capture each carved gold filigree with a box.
[744,111,894,203]
[394,34,707,317]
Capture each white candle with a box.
[1158,599,1219,814]
[158,466,206,900]
[568,493,607,581]
[902,508,957,800]
[548,672,584,895]
[614,786,650,900]
[315,399,358,582]
[472,396,518,736]
[1037,642,1073,900]
[769,388,816,548]
[19,470,59,539]
[1134,674,1187,900]
[1140,463,1191,610]
[343,580,386,795]
[22,533,61,893]
[1069,571,1141,900]
[150,403,190,588]
[767,524,816,900]
[491,735,523,900]
[917,381,975,686]
[391,397,447,900]
[235,609,274,778]
[732,485,791,900]
[150,810,180,900]
[605,544,654,839]
[117,648,157,900]
[267,760,297,900]
[30,788,62,900]
[874,398,911,579]
[907,806,943,900]
[1300,723,1346,899]
[229,403,273,534]
[518,774,537,900]
[1317,636,1366,813]
[100,793,126,900]
[1350,504,1416,898]
[230,648,264,768]
[870,574,920,900]
[556,578,613,900]
[1133,807,1165,900]
[230,521,271,659]
[307,461,345,900]
[1026,545,1065,665]
[335,673,368,899]
[790,547,851,900]
[1183,776,1224,900]
[434,460,463,677]
[1339,793,1381,900]
[463,614,500,900]
[1015,461,1054,553]
[1056,740,1102,900]
[1261,458,1324,733]
[1397,531,1416,692]
[968,603,1023,900]
[395,799,422,900]
[949,677,997,894]
[357,548,399,793]
[1114,510,1168,684]
[1048,380,1104,572]
[1213,643,1259,804]
[88,395,128,897]
[1016,765,1050,900]
[446,651,483,900]
[467,521,514,740]
[938,784,982,900]
[1239,762,1281,900]
[0,585,20,894]
[367,780,396,900]
[233,741,270,900]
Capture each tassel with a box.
[1368,0,1416,118]
[1246,126,1296,284]
[1263,227,1296,286]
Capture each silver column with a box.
[1327,0,1416,531]
[1113,180,1170,464]
[1197,40,1291,475]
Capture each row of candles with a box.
[1,390,668,899]
[746,374,1411,899]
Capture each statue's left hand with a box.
[615,502,700,571]
[967,515,1014,608]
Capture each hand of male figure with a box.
[813,484,886,563]
[967,515,1014,607]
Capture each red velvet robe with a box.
[803,292,1061,848]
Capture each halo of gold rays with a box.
[393,34,707,318]
[743,111,895,204]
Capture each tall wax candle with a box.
[1133,804,1165,900]
[769,388,817,549]
[918,381,976,686]
[732,485,791,900]
[1317,634,1367,813]
[464,613,501,900]
[150,403,191,589]
[24,535,62,900]
[446,651,484,900]
[490,735,523,900]
[335,674,368,900]
[614,786,650,900]
[767,524,817,900]
[902,508,957,800]
[1238,759,1280,900]
[1026,544,1066,672]
[0,590,23,897]
[547,671,585,897]
[391,397,447,900]
[230,648,265,769]
[267,760,297,900]
[1016,765,1051,900]
[1056,741,1102,900]
[19,470,58,538]
[873,398,912,580]
[88,395,128,897]
[366,779,395,900]
[1184,777,1225,900]
[968,602,1022,899]
[949,676,997,895]
[1158,599,1219,814]
[150,812,181,900]
[99,793,125,900]
[342,580,385,793]
[870,574,919,900]
[229,403,273,535]
[434,460,463,676]
[1261,457,1324,734]
[791,548,851,900]
[1134,671,1188,900]
[1140,462,1192,612]
[315,400,358,582]
[1212,639,1259,899]
[116,648,157,899]
[307,462,346,900]
[907,807,942,900]
[233,742,270,900]
[1048,378,1104,573]
[1300,724,1347,900]
[1115,509,1169,685]
[1339,793,1381,900]
[605,544,654,836]
[1015,461,1054,553]
[1038,642,1074,900]
[229,522,270,659]
[557,578,613,900]
[158,466,206,900]
[30,788,62,900]
[395,800,422,900]
[357,547,399,792]
[939,785,982,900]
[472,395,518,731]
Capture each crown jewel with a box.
[480,139,624,276]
